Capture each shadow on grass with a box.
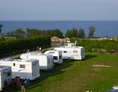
[83,54,98,61]
[28,55,98,90]
[27,60,74,90]
[6,60,73,92]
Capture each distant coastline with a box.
[0,20,118,37]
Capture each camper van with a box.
[54,46,85,60]
[44,50,63,64]
[0,66,12,91]
[20,52,54,70]
[0,59,40,80]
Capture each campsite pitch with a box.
[16,52,118,92]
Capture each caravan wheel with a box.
[68,57,71,60]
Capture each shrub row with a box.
[70,39,118,52]
[0,36,51,56]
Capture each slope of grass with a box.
[17,52,118,92]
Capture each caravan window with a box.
[53,56,58,60]
[20,64,25,68]
[63,51,67,53]
[13,63,15,66]
[73,50,78,53]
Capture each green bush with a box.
[0,36,51,57]
[70,38,118,52]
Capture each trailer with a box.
[0,66,12,91]
[20,52,54,70]
[0,59,40,80]
[54,46,85,60]
[44,50,63,64]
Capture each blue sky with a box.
[0,0,118,21]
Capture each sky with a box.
[0,0,118,21]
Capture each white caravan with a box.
[54,46,85,60]
[20,52,54,70]
[44,50,63,64]
[0,59,40,80]
[0,66,12,91]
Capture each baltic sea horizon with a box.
[0,20,118,37]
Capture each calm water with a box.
[0,21,118,37]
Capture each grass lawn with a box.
[17,52,118,92]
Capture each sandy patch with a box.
[92,64,112,68]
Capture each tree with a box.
[53,29,63,38]
[6,29,26,38]
[0,24,3,33]
[65,30,73,38]
[15,28,26,38]
[72,28,78,37]
[78,28,85,38]
[0,24,3,38]
[88,26,95,38]
[65,28,78,38]
[26,28,40,37]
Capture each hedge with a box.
[0,36,51,57]
[70,38,118,52]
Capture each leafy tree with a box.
[0,24,3,33]
[65,30,73,38]
[78,28,85,38]
[88,26,95,38]
[26,28,63,38]
[53,29,63,38]
[0,24,3,38]
[65,28,78,38]
[15,28,26,38]
[72,28,78,37]
[6,28,26,38]
[45,30,53,37]
[6,31,15,37]
[26,28,40,37]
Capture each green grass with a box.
[16,52,118,92]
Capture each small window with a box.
[13,63,15,66]
[53,56,58,60]
[20,64,25,68]
[73,50,78,53]
[63,51,67,53]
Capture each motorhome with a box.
[0,59,40,80]
[0,66,12,91]
[54,45,85,60]
[20,52,54,70]
[44,50,63,64]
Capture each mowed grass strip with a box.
[19,52,118,92]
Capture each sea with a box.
[0,21,118,37]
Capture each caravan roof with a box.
[20,52,54,70]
